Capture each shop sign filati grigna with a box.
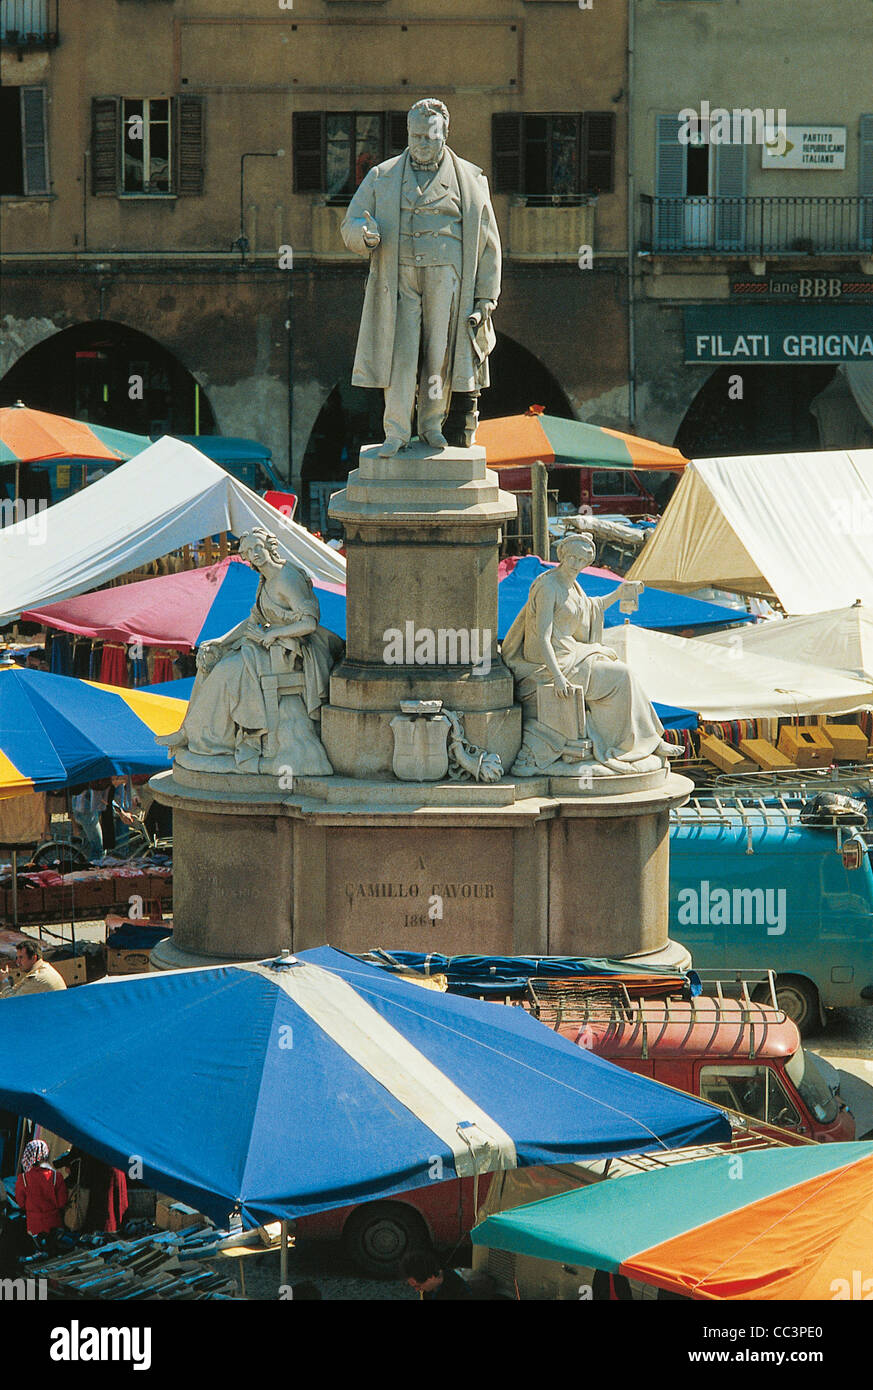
[684,305,873,363]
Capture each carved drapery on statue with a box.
[158,531,342,777]
[502,545,672,779]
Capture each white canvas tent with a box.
[627,449,873,613]
[602,623,872,720]
[0,437,345,624]
[703,605,873,683]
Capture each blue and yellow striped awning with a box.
[0,666,187,796]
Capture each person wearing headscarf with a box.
[15,1139,68,1239]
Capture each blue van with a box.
[669,797,873,1034]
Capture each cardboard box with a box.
[822,723,869,762]
[155,1199,208,1232]
[50,955,88,987]
[700,734,754,773]
[107,947,153,976]
[777,725,833,767]
[739,737,795,771]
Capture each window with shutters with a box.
[91,96,204,197]
[0,85,49,196]
[491,113,615,198]
[123,98,171,194]
[293,111,407,202]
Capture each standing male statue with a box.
[341,98,501,457]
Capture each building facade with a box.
[631,0,873,457]
[1,0,632,510]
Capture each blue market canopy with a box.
[0,947,729,1228]
[497,556,748,639]
[0,667,182,795]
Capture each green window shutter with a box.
[655,114,685,248]
[714,140,746,249]
[175,95,204,195]
[860,115,873,246]
[21,86,49,195]
[584,112,615,194]
[91,97,120,195]
[293,112,324,193]
[492,113,522,194]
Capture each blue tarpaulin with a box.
[0,947,728,1227]
[497,556,748,640]
[363,951,702,999]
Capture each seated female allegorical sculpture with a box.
[501,534,679,778]
[158,529,342,776]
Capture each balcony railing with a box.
[640,195,873,256]
[0,0,59,47]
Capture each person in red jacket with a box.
[15,1140,67,1249]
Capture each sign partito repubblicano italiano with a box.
[762,126,847,169]
[685,306,873,364]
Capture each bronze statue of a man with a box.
[342,98,501,456]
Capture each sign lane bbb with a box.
[685,306,873,364]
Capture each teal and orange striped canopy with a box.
[472,1141,873,1300]
[476,409,689,472]
[0,403,149,464]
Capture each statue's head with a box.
[407,98,449,167]
[238,528,282,570]
[556,533,597,572]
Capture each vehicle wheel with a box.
[761,976,820,1037]
[342,1201,430,1278]
[30,841,91,872]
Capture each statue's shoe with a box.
[155,729,186,748]
[422,431,448,448]
[378,436,408,457]
[659,740,684,758]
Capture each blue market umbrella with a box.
[0,667,182,794]
[0,947,729,1227]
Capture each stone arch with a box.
[0,319,218,438]
[673,363,837,457]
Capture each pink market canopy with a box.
[24,557,347,651]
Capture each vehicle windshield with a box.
[785,1049,839,1124]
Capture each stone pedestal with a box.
[148,768,694,972]
[321,442,521,778]
[150,436,695,979]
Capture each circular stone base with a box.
[548,762,668,798]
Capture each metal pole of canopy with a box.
[531,459,549,561]
[279,1219,289,1289]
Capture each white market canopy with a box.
[627,449,873,613]
[0,436,345,624]
[703,605,873,684]
[602,622,873,720]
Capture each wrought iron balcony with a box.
[640,194,873,256]
[0,1,59,48]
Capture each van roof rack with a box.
[711,764,873,795]
[525,968,785,1059]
